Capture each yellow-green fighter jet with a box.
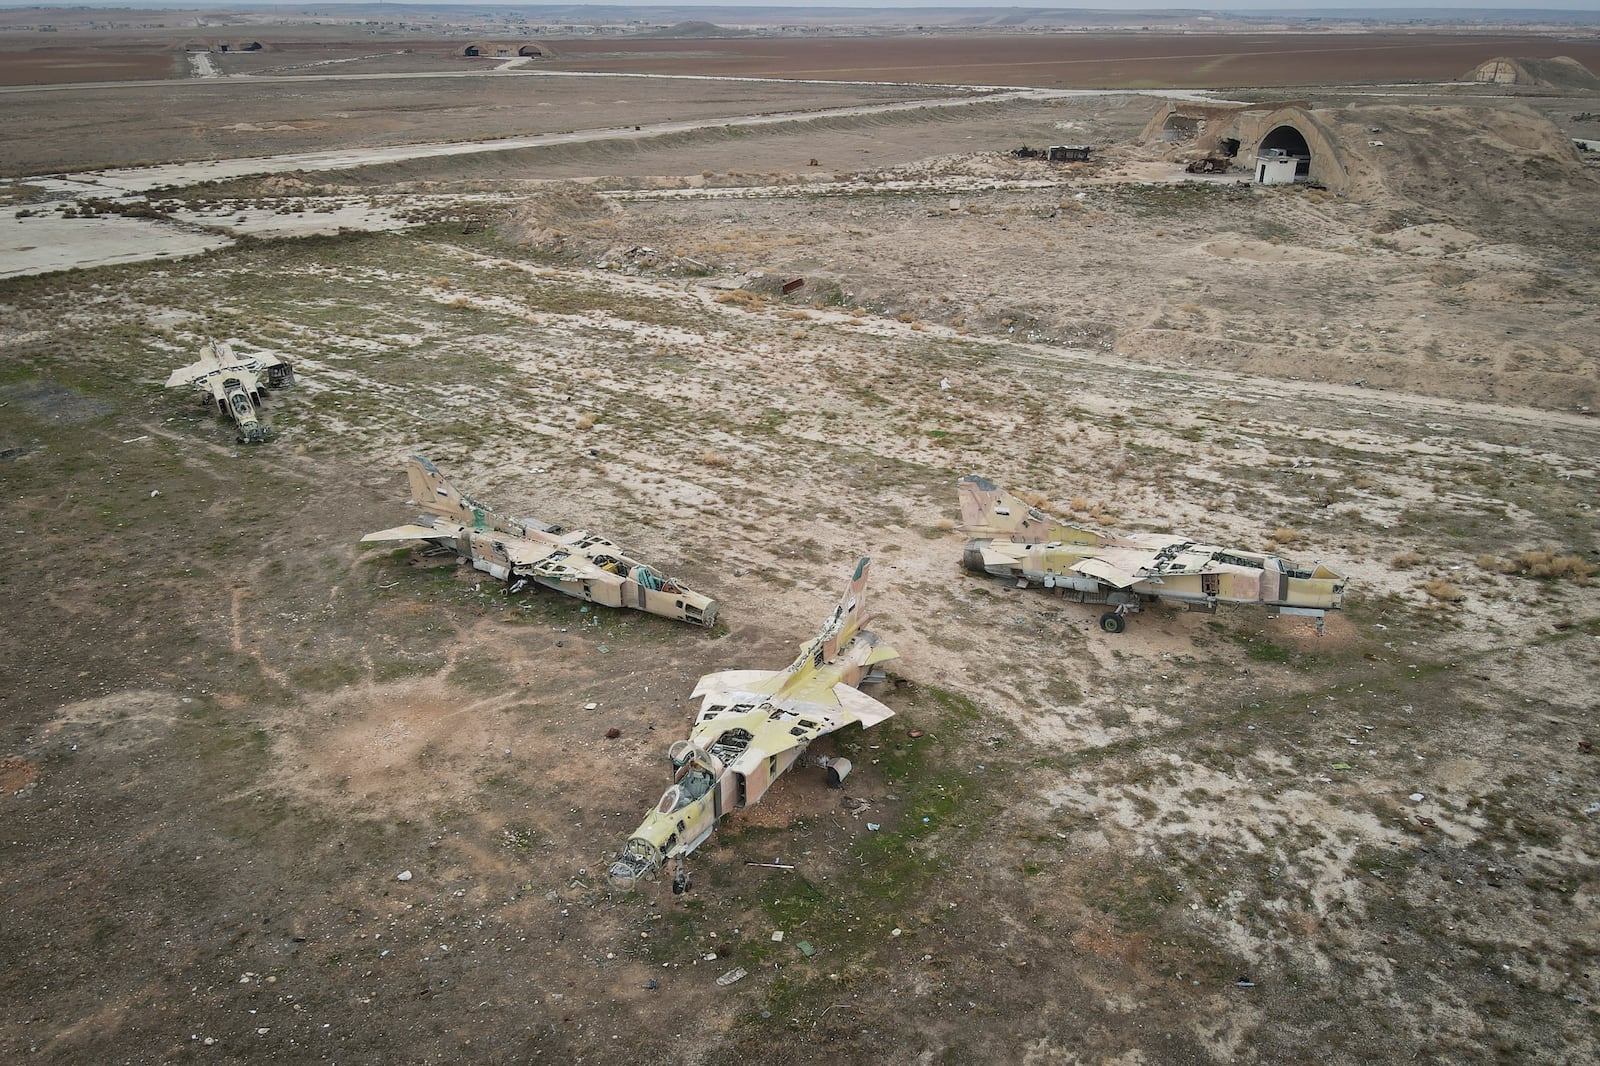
[609,558,898,893]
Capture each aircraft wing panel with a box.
[827,684,896,729]
[500,539,565,568]
[694,669,780,701]
[692,669,784,705]
[980,544,1027,569]
[1070,556,1141,589]
[361,523,451,545]
[748,681,893,732]
[164,361,211,389]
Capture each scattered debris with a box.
[396,870,413,882]
[715,967,748,987]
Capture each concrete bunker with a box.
[1142,103,1349,192]
[1258,124,1312,178]
[460,41,547,59]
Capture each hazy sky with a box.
[12,0,1600,10]
[538,1,1600,8]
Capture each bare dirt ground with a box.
[2,22,1599,1066]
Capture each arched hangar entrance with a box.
[1259,125,1312,177]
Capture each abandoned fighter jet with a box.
[164,339,295,443]
[362,456,718,627]
[608,557,898,893]
[958,476,1347,633]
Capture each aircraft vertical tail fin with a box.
[836,556,872,637]
[406,456,495,530]
[958,476,1040,536]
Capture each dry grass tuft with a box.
[575,413,595,431]
[1015,490,1051,510]
[714,289,765,310]
[1068,496,1089,513]
[1476,550,1596,583]
[1270,528,1305,546]
[934,517,957,531]
[1390,551,1424,570]
[699,451,729,468]
[1422,579,1466,602]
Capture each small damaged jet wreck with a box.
[958,475,1347,634]
[164,339,295,443]
[609,557,898,893]
[363,456,718,627]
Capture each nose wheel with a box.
[1099,610,1127,634]
[672,864,692,895]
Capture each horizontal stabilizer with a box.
[863,643,900,667]
[361,523,450,545]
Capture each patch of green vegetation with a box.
[447,656,513,694]
[288,661,367,692]
[1230,631,1294,664]
[694,682,996,1021]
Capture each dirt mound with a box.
[1463,56,1600,89]
[648,21,748,38]
[1325,105,1595,242]
[497,182,621,250]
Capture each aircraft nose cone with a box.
[607,862,638,890]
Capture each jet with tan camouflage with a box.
[164,339,295,443]
[363,456,718,627]
[958,475,1347,634]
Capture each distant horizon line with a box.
[6,2,1600,11]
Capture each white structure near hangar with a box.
[1255,149,1299,185]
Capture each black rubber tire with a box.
[1099,611,1127,634]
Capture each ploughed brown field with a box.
[538,34,1600,88]
[0,49,177,85]
[6,33,1600,88]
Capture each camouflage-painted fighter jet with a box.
[164,339,295,443]
[608,558,897,893]
[958,476,1347,634]
[363,456,718,627]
